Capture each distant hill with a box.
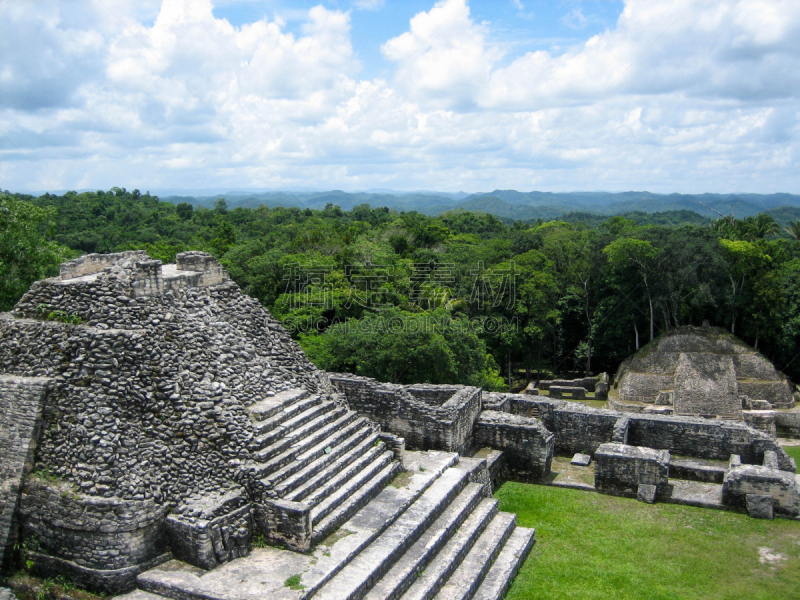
[161,189,800,223]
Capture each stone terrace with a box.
[0,252,535,599]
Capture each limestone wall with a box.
[0,376,49,572]
[0,252,334,588]
[672,353,741,418]
[501,395,795,472]
[19,478,168,593]
[329,374,481,454]
[594,443,670,499]
[472,411,554,481]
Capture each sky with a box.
[1,0,799,195]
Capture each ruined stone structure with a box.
[0,252,534,599]
[611,326,796,422]
[2,252,800,600]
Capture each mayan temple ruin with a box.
[1,252,799,600]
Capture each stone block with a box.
[763,450,779,469]
[746,494,774,519]
[743,410,777,437]
[612,417,630,444]
[571,453,591,467]
[522,382,539,396]
[594,381,609,400]
[637,484,657,504]
[253,498,312,552]
[594,443,670,499]
[723,465,800,518]
[473,411,554,481]
[167,488,252,570]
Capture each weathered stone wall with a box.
[723,465,800,518]
[0,252,337,589]
[0,376,49,572]
[329,374,481,454]
[472,411,554,481]
[673,353,741,418]
[59,252,148,280]
[614,326,795,411]
[502,395,795,472]
[534,399,619,455]
[535,377,597,392]
[19,478,169,592]
[166,488,252,570]
[594,443,670,499]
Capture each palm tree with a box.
[751,213,780,239]
[784,219,800,240]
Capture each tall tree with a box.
[0,195,71,310]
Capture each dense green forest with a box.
[3,187,800,390]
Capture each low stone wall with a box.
[503,395,795,472]
[0,376,50,572]
[775,409,800,438]
[19,478,169,592]
[594,443,670,499]
[723,465,800,518]
[59,252,148,280]
[167,488,252,569]
[472,411,554,481]
[536,377,597,392]
[329,374,481,454]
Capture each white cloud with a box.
[1,0,799,194]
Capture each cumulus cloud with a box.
[0,0,799,194]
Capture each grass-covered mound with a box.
[498,483,800,600]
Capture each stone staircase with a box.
[244,388,404,547]
[132,451,534,600]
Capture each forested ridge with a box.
[3,187,800,390]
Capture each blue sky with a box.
[212,1,625,80]
[0,0,798,195]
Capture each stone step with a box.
[135,452,461,600]
[312,468,475,600]
[272,423,377,496]
[472,527,535,600]
[252,395,324,436]
[253,407,351,463]
[247,388,309,420]
[300,452,460,597]
[250,413,366,483]
[363,483,485,600]
[252,399,331,449]
[311,460,405,546]
[433,512,517,600]
[312,450,397,526]
[291,440,388,504]
[399,498,498,600]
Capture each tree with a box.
[0,195,72,310]
[603,237,658,341]
[300,307,504,389]
[784,219,800,240]
[718,238,771,335]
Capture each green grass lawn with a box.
[497,483,800,600]
[783,446,800,473]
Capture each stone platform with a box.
[119,451,534,600]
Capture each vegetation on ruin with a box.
[497,482,800,600]
[2,188,800,387]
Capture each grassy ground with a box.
[497,483,800,600]
[783,446,800,473]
